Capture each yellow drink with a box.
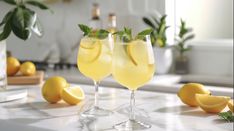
[77,37,112,81]
[112,40,155,90]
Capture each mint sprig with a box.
[219,111,234,122]
[113,27,153,42]
[78,24,92,36]
[78,24,109,39]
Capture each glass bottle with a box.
[89,3,102,30]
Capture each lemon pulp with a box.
[62,86,85,105]
[196,94,230,113]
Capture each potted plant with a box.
[0,0,50,90]
[143,15,172,74]
[174,19,195,74]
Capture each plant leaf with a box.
[183,34,195,43]
[135,28,153,40]
[0,18,11,41]
[143,17,156,29]
[1,0,16,5]
[160,15,167,22]
[0,10,13,27]
[26,0,49,10]
[11,7,34,40]
[151,16,160,26]
[78,24,92,36]
[31,16,43,37]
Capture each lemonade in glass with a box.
[77,24,113,117]
[112,28,155,130]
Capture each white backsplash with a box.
[0,0,166,63]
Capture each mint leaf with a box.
[78,24,92,36]
[113,28,132,42]
[219,111,234,122]
[135,28,153,40]
[96,29,109,39]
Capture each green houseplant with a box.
[0,0,50,90]
[175,19,195,74]
[0,0,51,41]
[143,15,169,47]
[143,15,173,74]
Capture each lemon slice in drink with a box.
[196,94,230,113]
[127,40,149,66]
[79,38,102,63]
[62,86,85,105]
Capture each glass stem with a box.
[129,90,136,121]
[94,81,100,108]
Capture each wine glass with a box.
[77,33,113,117]
[112,34,155,130]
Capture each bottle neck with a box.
[90,3,102,29]
[108,19,116,28]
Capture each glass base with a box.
[114,119,151,131]
[81,106,113,117]
[117,106,149,118]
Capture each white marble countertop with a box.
[45,69,234,97]
[0,84,233,131]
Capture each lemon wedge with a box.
[126,40,149,66]
[79,39,102,63]
[228,99,233,112]
[196,94,230,113]
[62,86,85,105]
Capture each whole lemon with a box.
[20,61,36,76]
[178,83,211,107]
[7,57,20,76]
[42,76,68,104]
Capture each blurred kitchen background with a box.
[0,0,233,95]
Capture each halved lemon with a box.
[196,94,230,113]
[61,86,85,105]
[228,99,233,112]
[126,40,149,66]
[79,39,102,63]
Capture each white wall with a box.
[0,0,167,63]
[175,0,233,40]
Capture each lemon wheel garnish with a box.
[196,94,230,113]
[80,41,96,49]
[62,86,85,105]
[127,45,138,66]
[79,40,102,63]
[126,40,149,66]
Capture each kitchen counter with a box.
[0,84,233,131]
[45,69,233,97]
